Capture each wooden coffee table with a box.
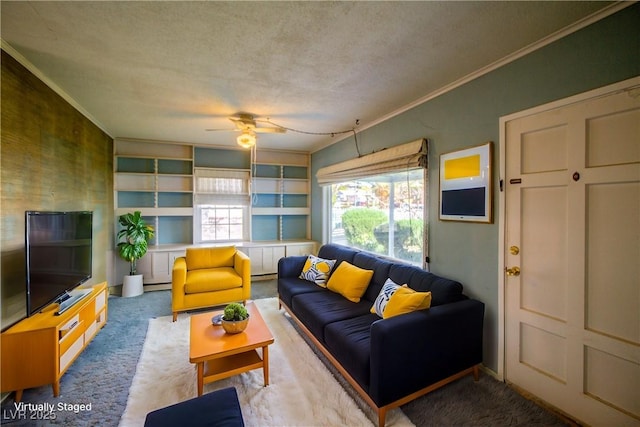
[189,301,274,396]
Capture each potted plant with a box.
[117,211,154,297]
[221,302,250,334]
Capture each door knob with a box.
[505,266,520,276]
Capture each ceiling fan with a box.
[206,114,286,148]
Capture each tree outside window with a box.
[330,169,424,265]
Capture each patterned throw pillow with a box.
[299,255,336,287]
[370,278,403,317]
[371,278,432,318]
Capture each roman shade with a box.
[316,138,427,186]
[194,168,250,205]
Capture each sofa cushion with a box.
[186,246,236,270]
[185,268,242,294]
[407,268,464,306]
[278,277,325,308]
[326,261,373,303]
[387,264,418,288]
[324,313,379,391]
[291,291,372,342]
[352,252,394,303]
[317,244,358,268]
[383,286,432,319]
[299,255,336,287]
[388,264,464,307]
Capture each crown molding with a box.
[1,39,113,138]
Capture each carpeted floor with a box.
[1,279,568,426]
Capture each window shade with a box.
[316,138,427,186]
[194,168,250,205]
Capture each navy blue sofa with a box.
[278,244,484,427]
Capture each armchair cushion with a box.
[185,267,243,294]
[186,246,236,270]
[172,246,251,321]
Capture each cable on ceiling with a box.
[261,118,362,156]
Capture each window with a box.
[318,139,428,266]
[194,168,250,243]
[198,205,245,241]
[328,169,425,265]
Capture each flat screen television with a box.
[25,211,93,316]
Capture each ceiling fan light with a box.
[237,130,256,148]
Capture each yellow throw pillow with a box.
[382,286,432,319]
[326,261,373,303]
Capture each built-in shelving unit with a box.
[114,139,194,245]
[251,149,310,241]
[113,140,315,284]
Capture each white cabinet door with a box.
[151,252,170,283]
[136,250,186,284]
[245,246,286,275]
[285,243,316,257]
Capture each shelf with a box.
[115,174,156,191]
[158,175,193,192]
[117,157,155,173]
[252,207,310,215]
[115,207,194,216]
[254,149,308,166]
[115,139,192,159]
[252,178,307,194]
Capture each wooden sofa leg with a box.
[378,407,387,427]
[473,365,480,381]
[172,312,177,322]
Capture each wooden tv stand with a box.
[1,282,108,402]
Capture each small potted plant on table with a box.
[221,303,249,334]
[117,211,154,297]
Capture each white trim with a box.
[310,2,632,154]
[497,75,640,382]
[1,39,113,138]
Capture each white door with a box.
[504,81,640,426]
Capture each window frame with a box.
[324,167,428,268]
[193,168,251,244]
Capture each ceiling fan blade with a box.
[254,127,286,134]
[205,128,239,132]
[229,115,256,128]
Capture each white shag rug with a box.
[119,298,413,427]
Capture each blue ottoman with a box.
[144,387,244,427]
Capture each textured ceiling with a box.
[1,1,616,151]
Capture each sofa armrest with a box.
[369,298,484,406]
[234,250,252,300]
[171,257,187,310]
[277,255,308,278]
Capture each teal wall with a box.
[310,5,640,373]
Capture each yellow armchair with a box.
[171,246,251,321]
